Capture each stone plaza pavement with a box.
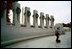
[5,31,71,48]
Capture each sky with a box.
[18,1,71,26]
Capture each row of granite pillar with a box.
[6,2,54,28]
[21,7,55,28]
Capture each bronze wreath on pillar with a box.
[48,17,50,21]
[27,10,31,17]
[16,7,21,14]
[50,17,54,22]
[36,13,39,18]
[52,18,55,22]
[42,15,44,19]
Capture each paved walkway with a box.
[5,31,71,48]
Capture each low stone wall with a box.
[1,23,55,47]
